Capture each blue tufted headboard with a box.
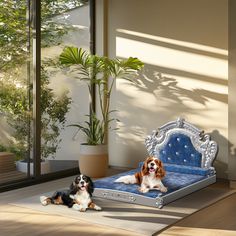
[145,118,218,173]
[159,133,202,167]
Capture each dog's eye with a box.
[82,176,87,181]
[75,176,81,183]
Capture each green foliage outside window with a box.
[0,0,88,159]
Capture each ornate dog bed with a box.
[93,118,218,208]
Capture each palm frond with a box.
[118,57,144,70]
[60,46,144,145]
[59,46,90,68]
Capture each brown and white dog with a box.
[115,156,167,193]
[40,174,101,212]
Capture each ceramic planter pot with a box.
[79,144,108,178]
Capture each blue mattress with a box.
[94,168,206,199]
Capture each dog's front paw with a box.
[80,208,86,212]
[72,203,82,211]
[138,187,149,193]
[160,186,168,193]
[94,205,102,211]
[40,196,49,206]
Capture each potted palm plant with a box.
[59,46,144,177]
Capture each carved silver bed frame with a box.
[146,117,218,171]
[93,118,218,208]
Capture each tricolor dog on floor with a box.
[40,174,101,212]
[115,156,167,193]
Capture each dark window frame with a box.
[0,0,95,192]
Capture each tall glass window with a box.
[0,0,91,186]
[0,0,32,184]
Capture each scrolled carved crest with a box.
[200,134,218,168]
[145,117,218,169]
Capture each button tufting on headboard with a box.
[159,133,202,167]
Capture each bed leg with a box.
[156,197,164,209]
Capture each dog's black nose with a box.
[80,181,85,185]
[150,163,155,166]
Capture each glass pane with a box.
[40,0,90,174]
[0,0,32,183]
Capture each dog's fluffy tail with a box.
[114,175,137,184]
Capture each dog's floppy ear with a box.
[141,157,150,176]
[155,159,166,179]
[69,175,79,194]
[86,176,94,196]
[69,181,78,194]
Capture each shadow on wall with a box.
[115,63,227,166]
[108,0,228,175]
[115,28,227,132]
[137,68,227,105]
[209,130,236,180]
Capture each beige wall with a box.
[98,0,229,178]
